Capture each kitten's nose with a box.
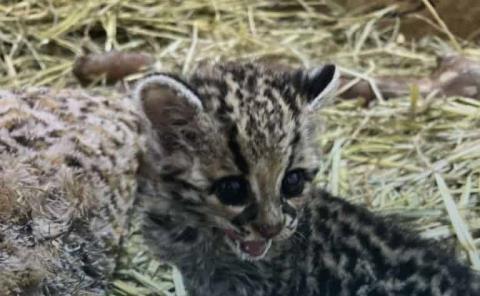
[254,223,282,239]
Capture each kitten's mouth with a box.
[223,229,271,260]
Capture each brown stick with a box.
[72,51,154,86]
[339,55,480,101]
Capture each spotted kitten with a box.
[136,62,480,296]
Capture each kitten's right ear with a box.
[134,74,203,129]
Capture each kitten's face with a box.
[138,62,338,260]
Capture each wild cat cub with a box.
[136,62,480,296]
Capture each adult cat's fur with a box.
[0,88,144,295]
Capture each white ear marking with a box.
[134,74,203,110]
[307,65,340,111]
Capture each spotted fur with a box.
[0,88,145,295]
[137,62,480,296]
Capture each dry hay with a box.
[0,1,479,295]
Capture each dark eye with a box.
[281,169,306,198]
[213,176,249,206]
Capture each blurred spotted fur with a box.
[0,88,145,295]
[137,62,480,296]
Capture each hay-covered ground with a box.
[1,1,479,295]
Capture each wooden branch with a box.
[339,55,480,101]
[73,51,154,86]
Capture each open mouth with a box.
[223,229,272,260]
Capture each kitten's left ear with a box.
[304,64,340,111]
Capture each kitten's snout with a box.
[254,223,282,239]
[252,201,284,239]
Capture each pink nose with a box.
[254,223,282,239]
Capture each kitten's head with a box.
[137,62,339,260]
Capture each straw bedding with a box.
[0,1,479,295]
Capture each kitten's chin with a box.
[223,230,272,261]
